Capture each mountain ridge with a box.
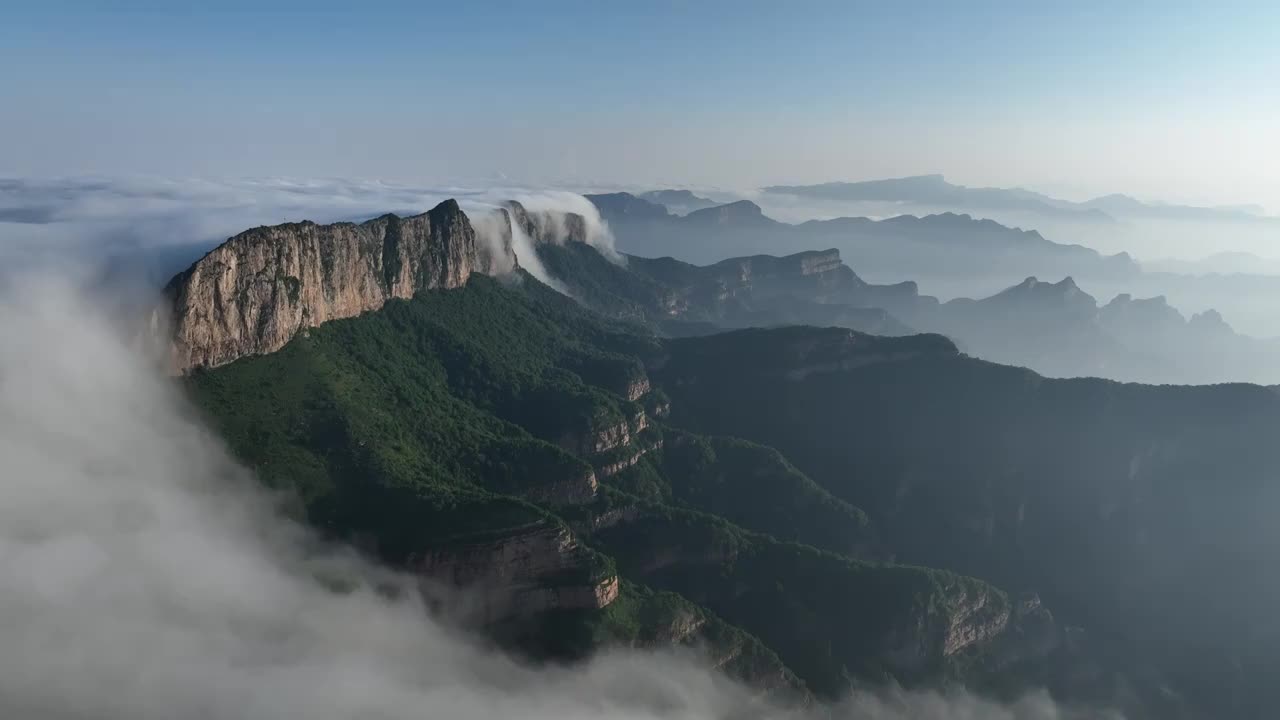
[766,174,1279,225]
[764,175,1115,222]
[639,189,718,214]
[587,191,1140,281]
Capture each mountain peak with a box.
[1011,276,1077,290]
[683,200,772,226]
[897,173,949,185]
[639,189,718,213]
[1189,308,1233,334]
[763,175,1115,223]
[585,192,671,221]
[715,199,763,214]
[988,275,1094,311]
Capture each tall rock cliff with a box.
[489,200,589,248]
[162,199,515,372]
[413,524,619,625]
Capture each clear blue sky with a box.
[3,1,1277,205]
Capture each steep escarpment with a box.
[415,523,618,624]
[506,199,590,245]
[163,199,516,372]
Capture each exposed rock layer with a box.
[163,200,514,372]
[412,524,617,624]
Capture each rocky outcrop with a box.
[940,586,1012,656]
[883,583,1014,673]
[981,593,1061,669]
[412,523,617,625]
[484,200,590,250]
[622,374,651,401]
[559,410,649,456]
[642,391,671,419]
[596,435,664,477]
[162,199,516,372]
[587,506,641,531]
[555,409,663,478]
[521,468,599,506]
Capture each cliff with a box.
[882,581,1016,673]
[413,523,618,625]
[507,200,589,245]
[162,199,515,372]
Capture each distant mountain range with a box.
[118,189,1280,385]
[533,223,1277,385]
[586,191,1280,338]
[918,276,1267,384]
[763,174,1278,225]
[587,191,1139,300]
[767,174,1114,222]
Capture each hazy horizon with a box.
[4,2,1277,213]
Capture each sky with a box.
[2,0,1278,208]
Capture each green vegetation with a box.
[185,270,1044,703]
[589,502,1008,698]
[496,581,804,694]
[656,326,1280,717]
[188,274,653,554]
[537,242,674,322]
